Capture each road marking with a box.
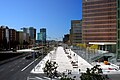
[35,77,43,79]
[27,76,43,80]
[21,59,37,71]
[43,77,51,80]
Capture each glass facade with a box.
[82,0,116,43]
[22,27,36,41]
[40,28,46,45]
[37,33,40,40]
[70,20,82,45]
[117,0,120,60]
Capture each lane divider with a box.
[21,59,37,71]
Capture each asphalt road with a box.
[107,74,120,80]
[0,54,45,80]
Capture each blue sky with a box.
[0,0,82,40]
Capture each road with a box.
[0,54,45,80]
[107,74,120,80]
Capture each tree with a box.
[43,60,59,79]
[80,65,107,80]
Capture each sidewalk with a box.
[65,49,93,73]
[31,47,93,79]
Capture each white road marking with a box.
[21,59,37,71]
[35,77,43,79]
[43,77,51,80]
[27,76,43,80]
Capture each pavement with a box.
[31,46,93,80]
[0,54,44,80]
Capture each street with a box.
[0,54,44,80]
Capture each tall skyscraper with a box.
[21,27,36,44]
[29,27,36,41]
[117,0,120,60]
[82,0,116,52]
[70,20,82,45]
[37,33,40,40]
[40,28,46,45]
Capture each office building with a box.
[21,27,36,44]
[40,28,46,45]
[0,26,9,49]
[37,33,40,40]
[9,29,16,48]
[16,31,29,49]
[70,20,82,45]
[29,27,36,41]
[9,29,16,41]
[0,26,9,42]
[82,0,116,52]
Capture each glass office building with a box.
[40,28,46,45]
